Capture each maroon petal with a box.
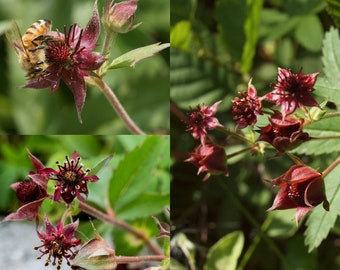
[62,69,86,123]
[82,0,100,50]
[85,175,100,182]
[267,185,298,210]
[76,51,105,70]
[62,219,79,239]
[297,90,320,107]
[304,177,328,208]
[295,206,312,223]
[28,174,48,189]
[72,151,79,160]
[1,198,45,222]
[278,165,321,185]
[22,77,53,89]
[27,149,45,172]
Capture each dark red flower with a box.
[186,101,223,144]
[23,0,105,123]
[1,177,47,222]
[35,216,81,269]
[267,165,329,223]
[185,142,228,181]
[232,80,262,129]
[257,112,309,153]
[50,152,99,204]
[263,68,319,117]
[1,150,51,223]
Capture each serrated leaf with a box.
[314,76,340,104]
[170,48,226,108]
[313,27,340,107]
[294,15,323,52]
[108,43,170,69]
[109,136,169,212]
[321,27,340,79]
[293,117,340,155]
[326,0,340,28]
[240,0,263,73]
[304,162,340,252]
[203,231,244,270]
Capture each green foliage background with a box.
[0,0,169,134]
[171,0,340,269]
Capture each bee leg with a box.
[31,35,53,46]
[28,45,45,52]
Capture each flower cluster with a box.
[2,149,99,222]
[184,67,331,223]
[1,149,100,269]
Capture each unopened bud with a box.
[71,231,116,270]
[103,0,141,34]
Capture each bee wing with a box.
[5,21,28,57]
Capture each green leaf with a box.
[204,231,244,270]
[109,136,169,215]
[108,43,170,69]
[304,162,340,252]
[91,154,114,176]
[116,193,169,220]
[293,117,340,155]
[326,0,340,28]
[294,15,323,52]
[215,0,246,61]
[172,233,196,269]
[320,27,340,79]
[240,0,263,73]
[314,76,340,104]
[112,217,157,256]
[170,20,193,52]
[170,48,227,109]
[286,235,317,270]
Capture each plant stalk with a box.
[78,201,161,255]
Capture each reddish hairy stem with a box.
[78,201,162,255]
[116,255,167,264]
[86,76,145,134]
[323,157,340,178]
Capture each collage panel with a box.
[0,135,170,269]
[171,0,340,269]
[0,0,169,134]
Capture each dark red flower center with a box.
[187,109,205,126]
[55,156,87,184]
[45,41,70,66]
[287,182,309,206]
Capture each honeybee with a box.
[6,19,52,79]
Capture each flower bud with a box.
[103,0,141,34]
[185,142,228,181]
[70,231,117,270]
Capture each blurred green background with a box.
[0,0,169,134]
